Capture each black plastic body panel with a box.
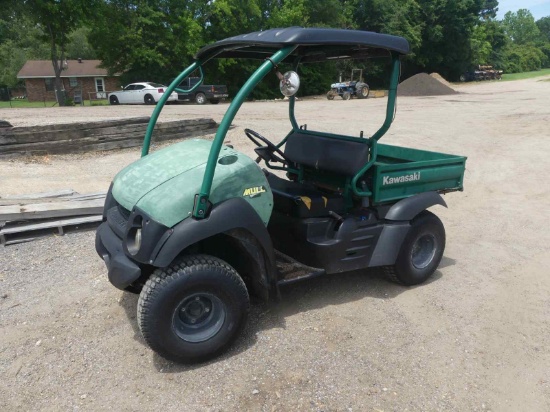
[268,210,384,274]
[383,191,447,221]
[96,222,142,290]
[368,223,410,267]
[153,197,275,270]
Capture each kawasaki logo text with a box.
[383,172,421,185]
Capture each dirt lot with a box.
[1,76,550,411]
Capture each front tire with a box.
[195,92,206,105]
[385,211,445,286]
[342,91,351,100]
[137,255,249,363]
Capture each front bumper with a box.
[95,222,141,290]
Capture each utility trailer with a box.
[96,27,467,364]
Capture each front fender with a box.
[384,191,447,221]
[153,197,275,268]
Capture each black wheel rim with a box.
[411,234,437,269]
[172,293,226,343]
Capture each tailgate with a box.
[213,85,228,94]
[371,144,466,204]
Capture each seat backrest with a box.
[284,131,369,176]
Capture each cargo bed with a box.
[370,144,466,204]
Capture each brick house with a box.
[17,60,120,103]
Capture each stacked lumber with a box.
[0,117,217,158]
[0,190,106,245]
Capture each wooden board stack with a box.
[0,190,106,245]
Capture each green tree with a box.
[480,0,499,20]
[470,24,492,65]
[502,9,541,45]
[16,0,94,105]
[66,27,97,60]
[536,16,550,42]
[0,9,50,88]
[88,1,205,84]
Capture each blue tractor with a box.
[327,68,370,100]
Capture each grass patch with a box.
[502,68,550,81]
[0,98,110,108]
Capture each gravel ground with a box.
[1,76,550,411]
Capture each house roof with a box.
[17,60,118,79]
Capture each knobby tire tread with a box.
[137,255,249,355]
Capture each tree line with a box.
[1,0,549,102]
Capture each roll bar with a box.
[140,47,400,218]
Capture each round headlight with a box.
[134,228,142,251]
[127,226,143,255]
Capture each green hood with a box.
[112,139,273,227]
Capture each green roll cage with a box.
[141,44,402,220]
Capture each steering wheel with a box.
[244,128,292,165]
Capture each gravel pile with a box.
[398,73,457,96]
[430,72,454,88]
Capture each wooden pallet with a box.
[0,189,106,246]
[0,215,103,245]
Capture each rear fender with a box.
[383,191,447,221]
[369,192,447,267]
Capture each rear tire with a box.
[109,95,119,105]
[384,211,445,286]
[210,99,220,104]
[138,254,249,363]
[357,85,370,99]
[144,94,155,105]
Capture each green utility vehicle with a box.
[96,28,466,363]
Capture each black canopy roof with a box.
[195,27,410,62]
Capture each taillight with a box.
[158,88,164,93]
[211,86,215,92]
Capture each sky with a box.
[497,0,550,19]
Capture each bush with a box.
[501,43,546,73]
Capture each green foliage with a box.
[502,9,541,45]
[6,0,550,96]
[66,27,97,60]
[537,17,550,42]
[500,43,546,73]
[88,1,206,84]
[0,11,50,87]
[470,24,493,65]
[480,0,499,20]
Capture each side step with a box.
[275,250,326,286]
